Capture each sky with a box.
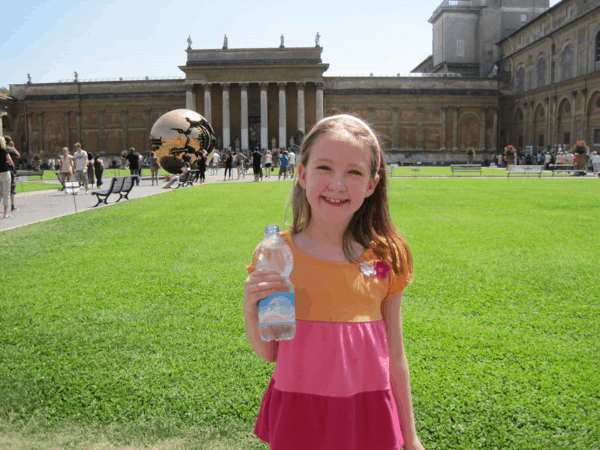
[2,0,561,88]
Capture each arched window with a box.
[537,55,547,88]
[561,43,573,81]
[516,66,525,94]
[596,31,600,62]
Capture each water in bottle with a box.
[256,225,296,341]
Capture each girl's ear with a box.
[365,174,380,198]
[298,163,307,190]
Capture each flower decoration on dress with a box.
[373,260,391,280]
[358,261,376,277]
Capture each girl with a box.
[162,162,190,189]
[244,115,425,450]
[149,151,161,186]
[264,150,272,178]
[87,153,95,189]
[197,150,207,184]
[224,150,233,181]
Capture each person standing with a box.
[126,147,142,186]
[87,153,95,189]
[264,150,273,178]
[287,149,296,177]
[4,136,20,211]
[252,148,262,182]
[591,151,600,176]
[235,151,248,180]
[94,155,105,188]
[224,151,233,181]
[149,151,161,186]
[278,150,289,181]
[209,149,220,176]
[59,147,74,191]
[497,153,503,168]
[0,137,14,218]
[72,143,89,194]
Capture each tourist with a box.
[87,153,95,189]
[591,152,600,176]
[4,136,20,211]
[182,149,192,165]
[278,150,289,181]
[149,151,161,186]
[162,162,190,189]
[566,150,575,165]
[94,155,105,188]
[209,149,220,176]
[558,151,566,165]
[224,151,233,181]
[243,114,424,450]
[0,137,14,218]
[264,150,273,178]
[287,149,296,176]
[126,147,142,186]
[252,148,262,182]
[497,153,503,168]
[72,143,89,194]
[59,147,74,191]
[544,152,551,170]
[235,151,247,180]
[197,150,207,184]
[272,148,280,170]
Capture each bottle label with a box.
[258,292,295,326]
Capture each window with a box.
[566,6,571,20]
[539,134,544,147]
[516,66,525,94]
[527,71,533,91]
[564,132,570,145]
[519,135,524,147]
[565,101,571,113]
[537,56,547,88]
[520,36,524,47]
[457,40,465,57]
[595,129,600,144]
[540,23,545,36]
[596,32,600,62]
[521,14,527,22]
[561,44,574,81]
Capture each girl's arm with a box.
[383,292,426,450]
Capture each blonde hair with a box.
[286,114,407,276]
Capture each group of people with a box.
[492,149,600,175]
[0,136,20,218]
[59,143,106,194]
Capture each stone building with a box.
[3,0,599,166]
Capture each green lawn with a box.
[0,178,598,449]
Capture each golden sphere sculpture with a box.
[149,109,215,174]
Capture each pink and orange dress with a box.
[246,230,413,450]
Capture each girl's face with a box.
[298,132,379,227]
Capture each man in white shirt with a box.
[287,150,296,177]
[73,142,89,193]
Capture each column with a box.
[64,111,71,149]
[492,107,499,152]
[392,107,399,150]
[221,83,230,150]
[571,91,577,144]
[296,82,305,135]
[552,96,558,146]
[440,106,447,151]
[38,112,44,155]
[121,110,128,150]
[278,82,287,148]
[203,84,212,124]
[240,83,249,152]
[26,112,33,154]
[260,82,268,150]
[185,83,194,111]
[529,102,535,147]
[416,107,424,150]
[580,88,587,143]
[76,111,82,144]
[315,82,324,122]
[99,110,105,153]
[453,107,460,151]
[480,106,487,151]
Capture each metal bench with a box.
[91,176,125,207]
[549,164,584,176]
[175,169,198,188]
[15,169,44,180]
[451,165,482,176]
[506,165,543,177]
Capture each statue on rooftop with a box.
[74,71,78,82]
[27,73,31,84]
[280,34,284,48]
[223,34,228,49]
[187,35,192,51]
[315,32,321,47]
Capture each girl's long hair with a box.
[285,114,408,277]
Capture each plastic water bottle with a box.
[255,225,296,341]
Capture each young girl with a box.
[264,150,273,178]
[244,115,425,450]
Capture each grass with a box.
[0,177,598,449]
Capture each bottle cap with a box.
[265,225,279,234]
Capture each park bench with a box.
[506,165,543,177]
[91,175,137,207]
[15,169,44,180]
[451,165,482,176]
[175,169,199,188]
[549,164,584,176]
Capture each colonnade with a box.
[185,81,324,151]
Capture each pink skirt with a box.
[254,319,403,450]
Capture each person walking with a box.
[591,151,600,176]
[224,151,233,181]
[244,114,424,450]
[235,151,248,180]
[278,150,289,181]
[264,150,273,178]
[94,155,105,188]
[252,148,262,182]
[287,149,296,177]
[209,149,220,176]
[149,151,161,186]
[0,137,15,218]
[72,143,89,194]
[59,147,74,192]
[197,150,207,184]
[126,147,142,186]
[4,136,20,211]
[87,153,95,189]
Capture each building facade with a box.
[2,0,599,166]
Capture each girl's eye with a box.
[317,165,331,170]
[349,170,362,175]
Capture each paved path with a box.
[0,170,291,232]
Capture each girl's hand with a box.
[244,269,288,312]
[402,438,426,450]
